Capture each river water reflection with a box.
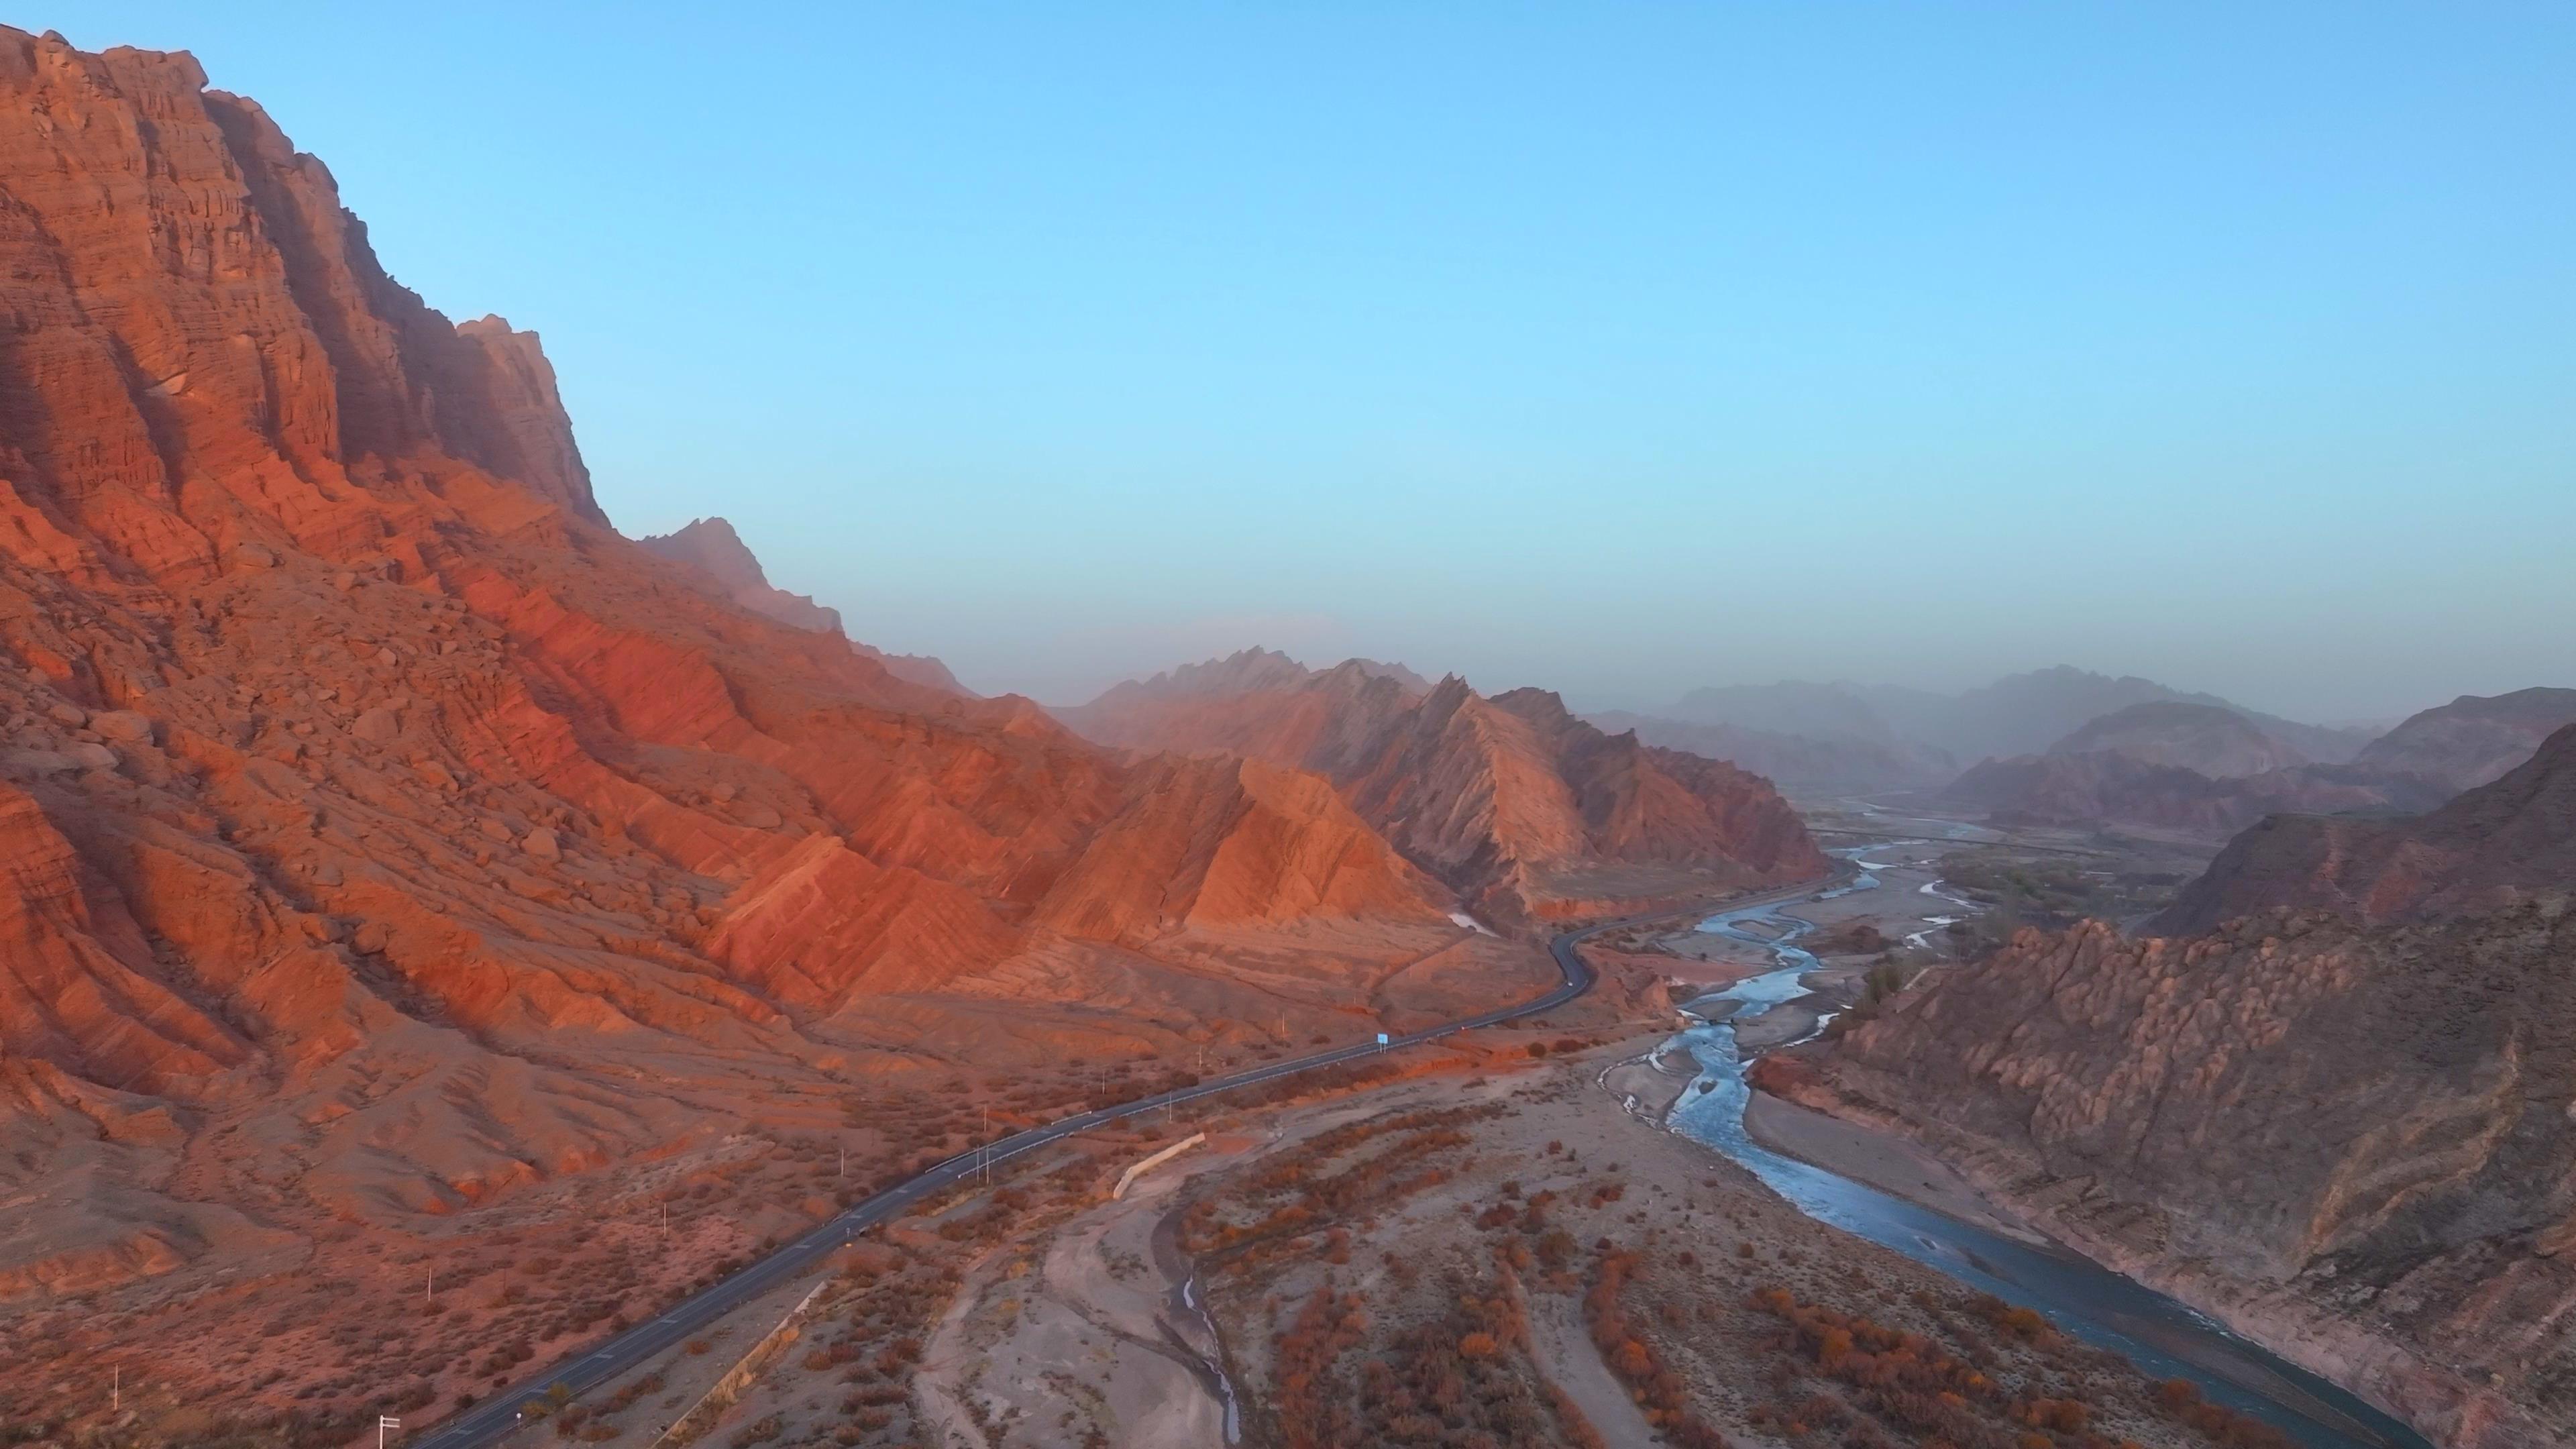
[1662,854,2434,1449]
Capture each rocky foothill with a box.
[1773,725,2576,1448]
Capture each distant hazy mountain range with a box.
[1595,669,2576,836]
[1591,665,2373,790]
[1939,686,2576,837]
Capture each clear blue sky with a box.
[67,3,2576,719]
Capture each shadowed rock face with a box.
[1061,652,1828,921]
[0,26,1507,1308]
[1788,727,2576,1449]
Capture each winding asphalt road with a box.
[413,885,1812,1448]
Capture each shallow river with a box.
[1663,853,2436,1449]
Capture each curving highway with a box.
[411,885,1809,1448]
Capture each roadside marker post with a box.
[380,1413,402,1448]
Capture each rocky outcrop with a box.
[2352,686,2576,792]
[1061,651,1827,921]
[637,515,971,693]
[1788,726,2576,1448]
[638,516,847,633]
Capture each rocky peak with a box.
[1487,686,1582,735]
[1303,655,1428,694]
[1343,657,1432,693]
[632,517,972,693]
[635,516,842,635]
[1137,647,1313,699]
[0,21,608,571]
[1418,672,1479,716]
[635,517,771,593]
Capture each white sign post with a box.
[379,1414,400,1448]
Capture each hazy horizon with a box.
[74,3,2576,722]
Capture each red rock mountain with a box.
[1776,724,2576,1449]
[1061,649,1827,922]
[637,515,971,694]
[0,26,1551,1361]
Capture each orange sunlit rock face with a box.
[1061,648,1827,923]
[0,25,1549,1320]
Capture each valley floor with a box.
[513,1018,2296,1449]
